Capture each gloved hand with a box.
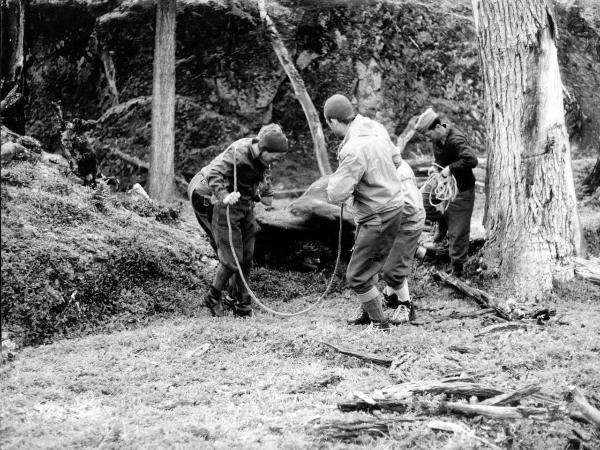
[223,192,241,205]
[440,166,451,178]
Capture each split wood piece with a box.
[573,257,600,285]
[479,384,541,406]
[569,387,600,429]
[442,402,548,419]
[317,418,414,440]
[322,341,393,367]
[110,147,188,189]
[338,398,411,413]
[378,380,503,401]
[433,270,512,320]
[412,308,494,326]
[448,345,480,354]
[475,322,529,337]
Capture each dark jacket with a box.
[433,127,478,192]
[196,137,273,205]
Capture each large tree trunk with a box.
[148,0,176,201]
[472,0,581,303]
[257,0,332,176]
[1,0,25,134]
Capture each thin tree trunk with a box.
[257,0,331,176]
[148,0,176,201]
[472,0,581,302]
[100,49,119,108]
[1,0,25,133]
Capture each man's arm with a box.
[326,147,366,205]
[447,131,478,173]
[205,147,235,203]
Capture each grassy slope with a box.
[1,283,599,449]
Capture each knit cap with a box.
[258,130,288,153]
[323,94,355,121]
[415,107,439,132]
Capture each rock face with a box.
[17,0,600,188]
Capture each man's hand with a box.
[223,192,241,205]
[440,166,451,178]
[427,165,439,176]
[260,195,273,208]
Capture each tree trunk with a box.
[472,0,582,302]
[1,0,25,134]
[582,156,600,194]
[257,0,332,176]
[148,0,176,201]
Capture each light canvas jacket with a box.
[326,114,403,223]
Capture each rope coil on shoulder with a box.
[420,163,458,213]
[226,147,343,317]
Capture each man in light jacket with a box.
[324,94,406,331]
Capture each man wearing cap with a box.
[415,109,478,277]
[188,124,288,317]
[323,93,406,331]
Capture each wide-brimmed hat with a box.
[415,107,439,132]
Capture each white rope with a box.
[420,163,458,213]
[225,146,343,317]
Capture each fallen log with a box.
[479,384,541,406]
[569,387,600,429]
[378,379,504,401]
[574,257,600,285]
[433,270,512,320]
[322,341,393,367]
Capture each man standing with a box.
[324,94,405,331]
[188,124,288,317]
[384,124,426,323]
[416,108,478,277]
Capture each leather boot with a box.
[204,286,226,317]
[234,293,253,317]
[347,305,371,325]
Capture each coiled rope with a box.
[420,162,458,213]
[225,147,343,317]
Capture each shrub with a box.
[1,234,206,345]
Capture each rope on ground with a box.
[420,163,458,213]
[226,147,343,317]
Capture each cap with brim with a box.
[258,131,288,153]
[415,107,439,132]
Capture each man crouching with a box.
[188,124,288,317]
